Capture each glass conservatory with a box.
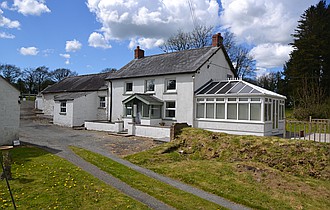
[194,79,286,136]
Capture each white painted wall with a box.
[85,121,117,132]
[35,95,43,110]
[195,120,266,136]
[195,47,235,90]
[73,92,98,126]
[0,77,20,146]
[54,100,74,127]
[97,90,108,120]
[111,73,195,125]
[42,93,56,116]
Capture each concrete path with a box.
[19,101,249,210]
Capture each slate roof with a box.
[108,46,232,80]
[42,72,111,94]
[122,93,163,105]
[54,92,92,101]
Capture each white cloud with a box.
[60,53,71,65]
[249,43,292,69]
[0,9,20,28]
[220,0,319,72]
[128,37,164,49]
[13,0,50,16]
[220,0,318,44]
[65,39,82,52]
[19,46,39,55]
[86,0,220,41]
[0,31,15,39]
[88,32,111,49]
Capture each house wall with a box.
[42,93,56,116]
[35,95,43,110]
[0,77,20,146]
[111,73,195,125]
[54,100,74,127]
[194,48,235,90]
[97,90,108,120]
[73,92,98,126]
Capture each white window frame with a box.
[195,97,262,122]
[99,96,106,108]
[165,78,176,92]
[164,101,176,119]
[60,101,66,113]
[125,81,133,93]
[145,79,155,92]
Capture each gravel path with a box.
[19,101,249,210]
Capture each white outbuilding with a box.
[0,76,20,146]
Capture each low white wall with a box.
[134,124,171,141]
[195,120,266,136]
[85,121,117,132]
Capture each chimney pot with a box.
[212,33,223,47]
[134,46,144,59]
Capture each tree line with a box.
[0,65,78,94]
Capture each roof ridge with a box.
[141,46,214,59]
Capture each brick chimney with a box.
[134,46,144,59]
[212,33,223,47]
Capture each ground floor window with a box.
[99,96,106,108]
[196,97,262,121]
[60,101,66,113]
[165,101,176,118]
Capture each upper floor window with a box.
[60,101,66,113]
[166,79,176,92]
[99,96,106,108]
[145,79,155,92]
[125,82,133,93]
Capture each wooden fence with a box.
[284,119,330,143]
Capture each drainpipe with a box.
[108,81,112,122]
[192,74,196,128]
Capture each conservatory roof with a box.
[196,79,286,99]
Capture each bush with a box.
[293,101,330,120]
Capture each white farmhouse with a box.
[0,76,20,146]
[37,73,111,127]
[92,34,236,138]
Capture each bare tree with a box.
[160,25,213,53]
[222,31,256,78]
[101,68,117,73]
[0,64,21,84]
[51,68,78,82]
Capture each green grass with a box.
[125,128,330,210]
[70,146,225,210]
[0,146,149,209]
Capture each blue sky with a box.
[0,0,324,76]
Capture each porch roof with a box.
[196,79,286,99]
[122,93,163,105]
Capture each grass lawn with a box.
[125,128,330,210]
[0,146,149,209]
[71,146,224,210]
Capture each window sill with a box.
[163,118,176,121]
[123,93,133,96]
[59,112,66,115]
[163,91,177,95]
[98,107,106,109]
